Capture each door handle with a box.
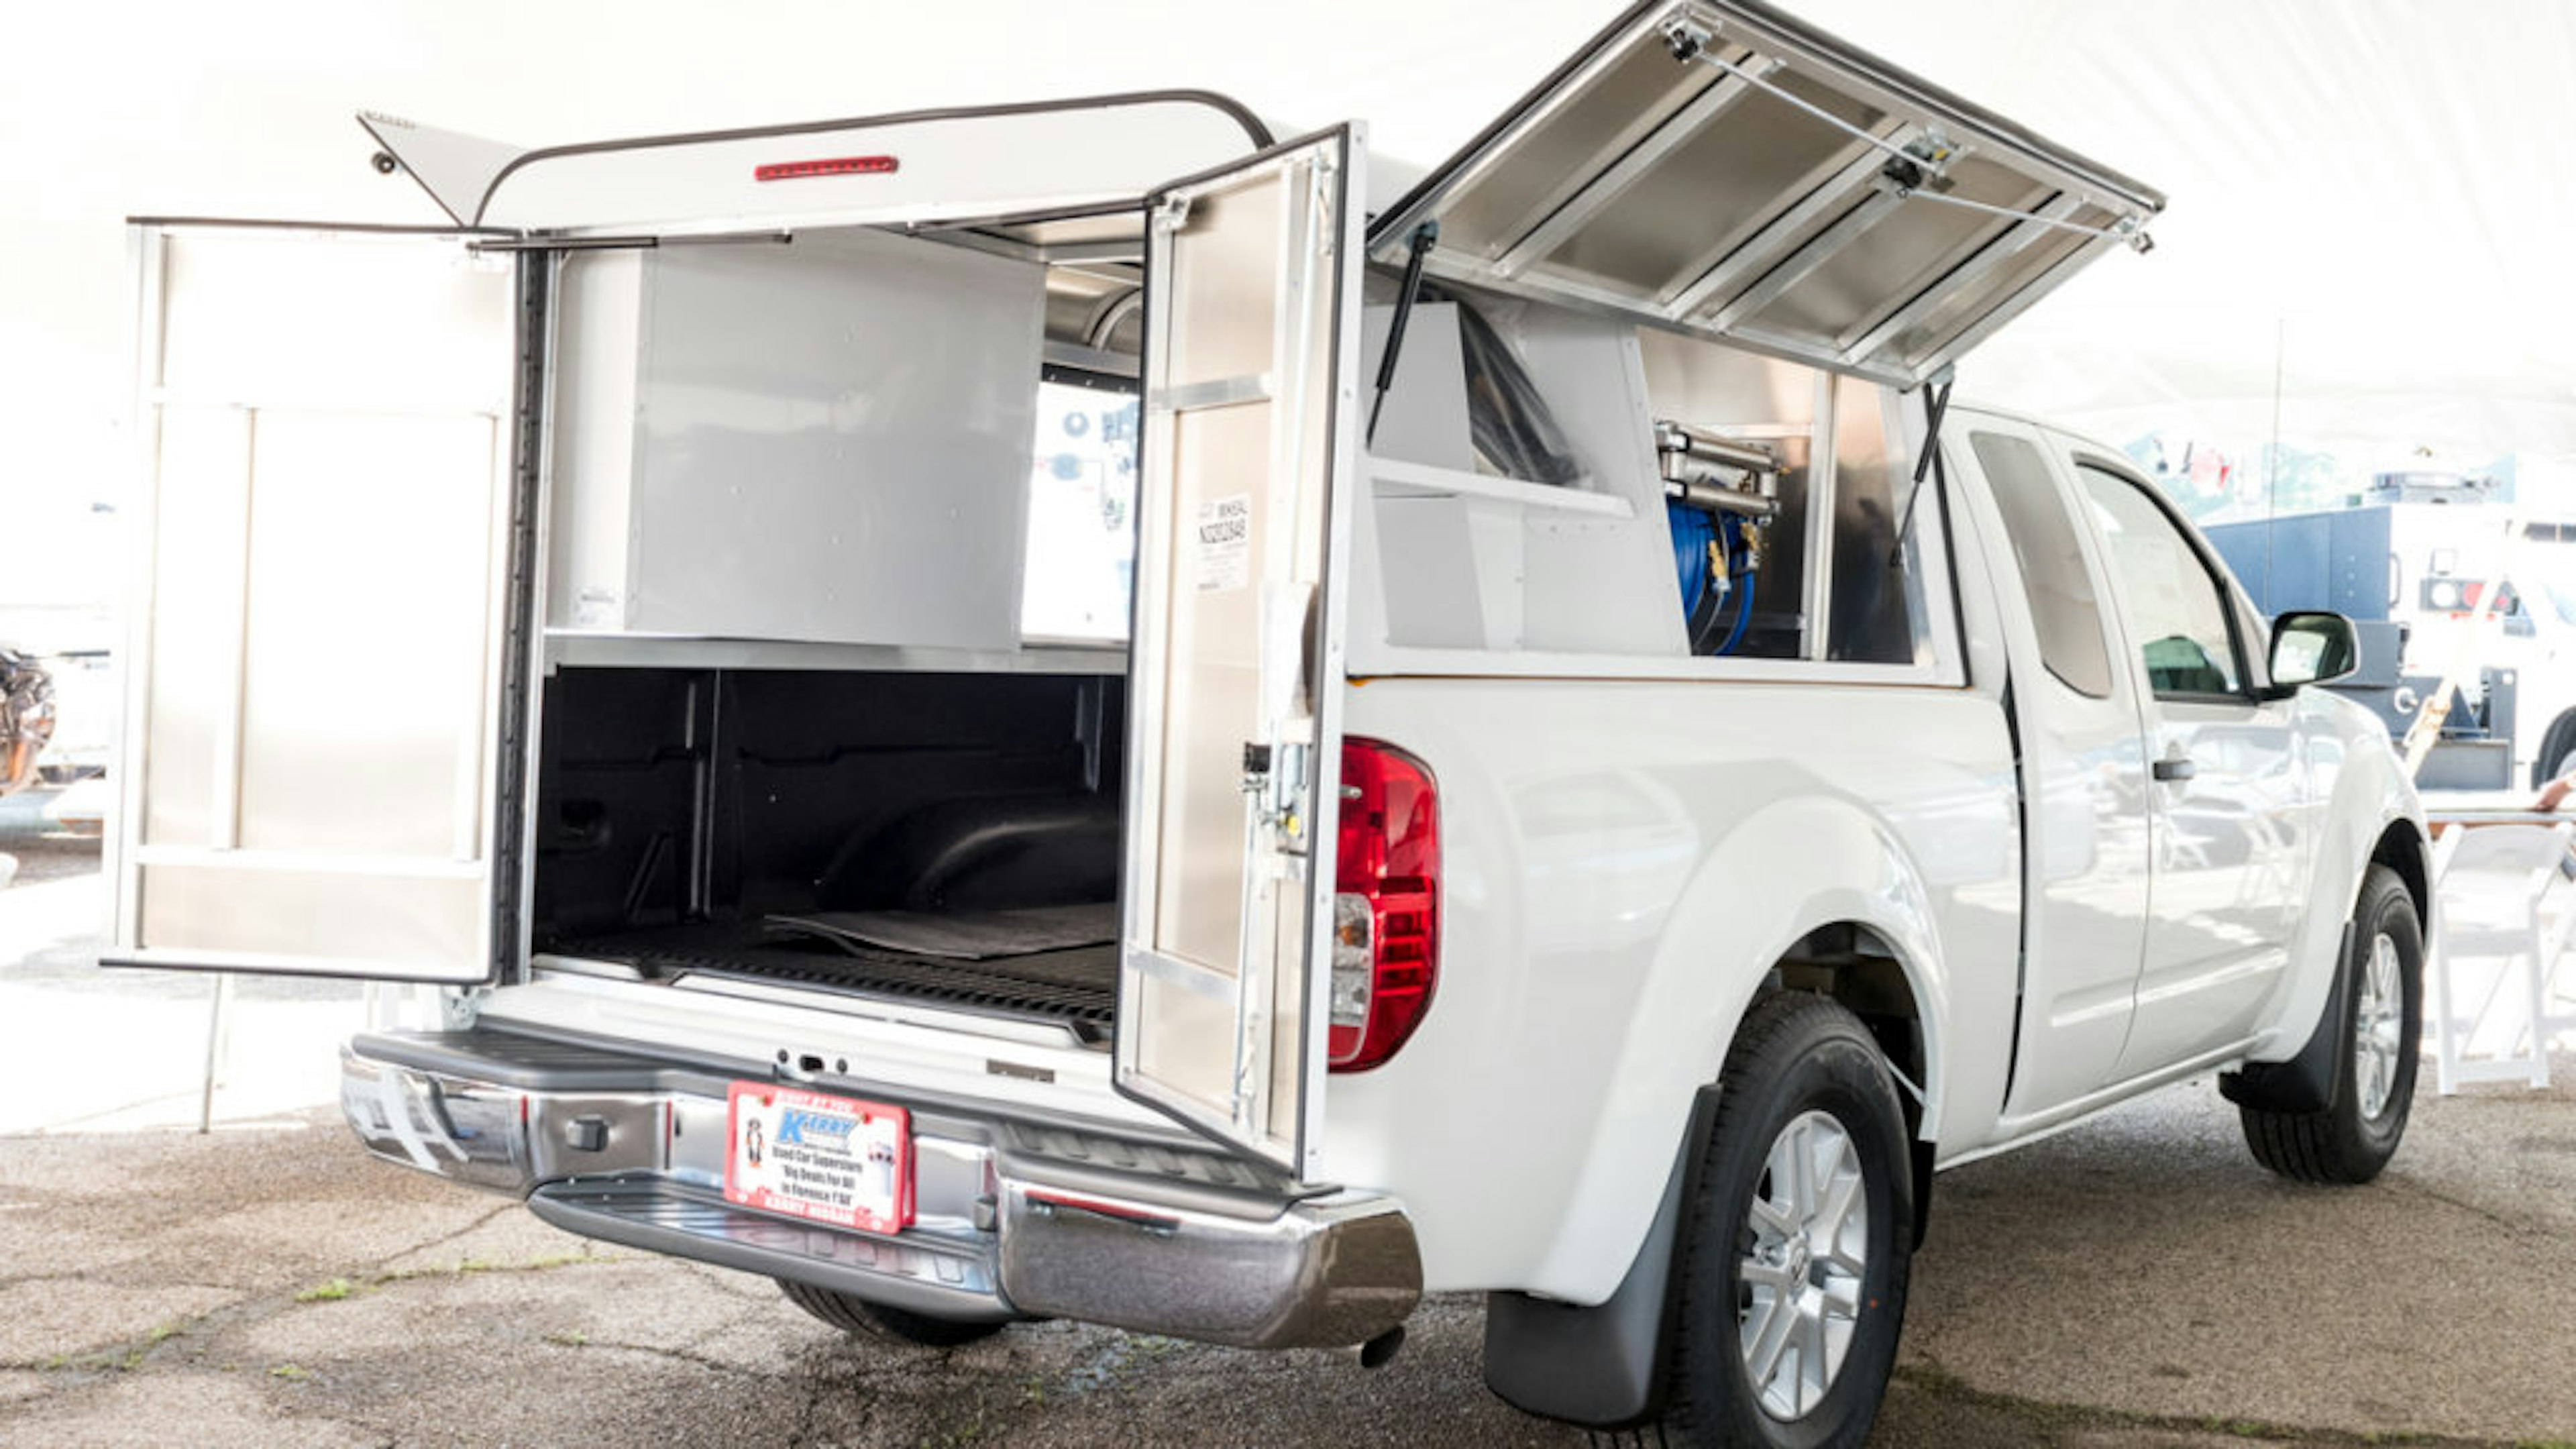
[2153,757,2196,783]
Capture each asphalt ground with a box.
[7,803,2576,1446]
[3,1068,2573,1449]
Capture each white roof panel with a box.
[362,92,1273,235]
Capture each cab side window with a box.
[2075,464,2242,698]
[1970,431,2114,698]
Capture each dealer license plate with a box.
[724,1083,912,1235]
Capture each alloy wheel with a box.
[2353,931,2404,1122]
[1737,1109,1869,1419]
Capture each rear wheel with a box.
[775,1279,1008,1348]
[1661,993,1914,1448]
[2239,864,2422,1184]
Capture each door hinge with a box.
[1309,160,1338,260]
[1662,12,1715,63]
[1154,194,1193,232]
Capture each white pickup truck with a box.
[110,3,2427,1444]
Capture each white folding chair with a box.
[2427,821,2574,1093]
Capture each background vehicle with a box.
[2206,468,2576,787]
[1,648,55,797]
[108,4,2426,1445]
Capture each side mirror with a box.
[2267,610,2357,691]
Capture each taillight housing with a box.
[1330,738,1438,1072]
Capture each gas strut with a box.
[1888,375,1953,566]
[1367,221,1440,447]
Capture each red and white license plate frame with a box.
[723,1082,912,1235]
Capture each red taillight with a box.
[754,155,900,182]
[1330,738,1438,1072]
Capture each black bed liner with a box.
[547,920,1115,1040]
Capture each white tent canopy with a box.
[1784,0,2576,487]
[11,0,2576,538]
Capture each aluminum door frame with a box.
[1113,127,1363,1177]
[107,221,541,984]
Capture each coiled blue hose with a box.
[1668,500,1715,617]
[1714,512,1754,657]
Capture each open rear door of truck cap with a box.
[360,91,1275,235]
[1367,0,2164,389]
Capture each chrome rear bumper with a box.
[339,1031,1419,1350]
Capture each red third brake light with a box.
[1330,739,1439,1072]
[754,155,900,182]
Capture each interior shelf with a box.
[1366,455,1635,519]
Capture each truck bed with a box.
[542,920,1115,1043]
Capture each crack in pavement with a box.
[2386,1175,2565,1244]
[354,1200,518,1274]
[3,1248,624,1375]
[557,1334,786,1385]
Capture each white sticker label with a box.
[1194,494,1252,592]
[572,586,623,628]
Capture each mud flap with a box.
[1482,1086,1718,1428]
[2218,920,2357,1116]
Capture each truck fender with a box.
[2239,691,2426,1071]
[1487,797,1955,1426]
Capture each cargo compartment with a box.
[530,664,1127,1042]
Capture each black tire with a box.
[775,1279,1007,1348]
[2533,710,2576,792]
[1660,993,1915,1449]
[2239,863,2422,1184]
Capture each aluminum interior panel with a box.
[1864,221,2108,375]
[236,411,498,856]
[1148,401,1269,975]
[139,866,485,970]
[1370,0,2163,388]
[1424,40,1729,266]
[1736,156,2050,340]
[1534,72,1887,299]
[138,405,243,847]
[1163,187,1283,390]
[156,230,512,413]
[612,227,1042,649]
[1822,374,1919,665]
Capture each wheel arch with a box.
[2254,694,2429,1065]
[1485,798,1955,1431]
[1656,793,1956,1148]
[2371,815,2431,934]
[1741,921,1940,1255]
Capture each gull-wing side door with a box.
[1368,0,2163,388]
